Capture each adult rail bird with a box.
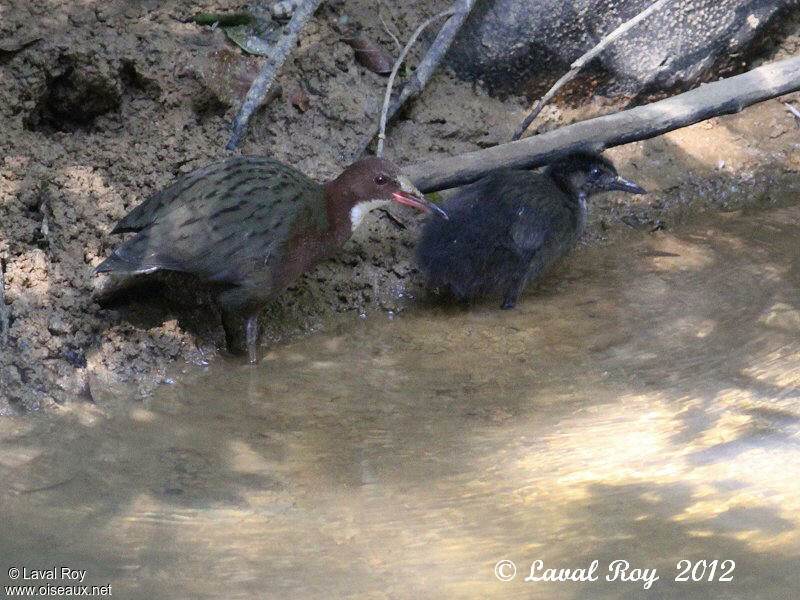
[97,156,446,362]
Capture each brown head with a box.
[325,157,447,233]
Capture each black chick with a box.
[416,153,646,309]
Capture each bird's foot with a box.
[501,273,528,310]
[245,315,259,364]
[500,299,516,310]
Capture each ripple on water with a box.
[2,206,800,598]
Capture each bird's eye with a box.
[374,174,388,186]
[589,166,602,179]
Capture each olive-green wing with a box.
[98,158,325,289]
[110,157,309,233]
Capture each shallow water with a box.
[2,205,800,599]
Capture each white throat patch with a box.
[350,199,390,232]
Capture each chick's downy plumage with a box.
[97,155,444,362]
[417,153,646,309]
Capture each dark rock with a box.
[448,0,795,99]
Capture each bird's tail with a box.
[95,240,160,275]
[95,252,137,274]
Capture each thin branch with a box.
[405,55,800,192]
[356,0,476,159]
[403,0,475,111]
[512,0,671,141]
[0,258,8,346]
[785,101,800,126]
[376,9,455,157]
[226,0,323,150]
[377,2,402,51]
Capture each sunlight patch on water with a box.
[2,205,800,598]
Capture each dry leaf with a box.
[289,87,310,112]
[343,34,394,75]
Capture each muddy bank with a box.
[1,0,800,412]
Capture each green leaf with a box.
[191,12,255,27]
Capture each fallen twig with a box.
[0,37,42,64]
[1,258,8,346]
[405,55,800,192]
[512,0,671,141]
[356,0,476,159]
[226,0,323,150]
[377,1,402,51]
[376,9,455,157]
[784,101,800,127]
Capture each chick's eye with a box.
[374,174,388,186]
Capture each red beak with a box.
[392,191,448,219]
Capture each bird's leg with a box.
[220,308,260,363]
[221,307,257,362]
[221,309,242,355]
[245,314,259,364]
[501,270,530,310]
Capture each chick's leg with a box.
[245,314,259,364]
[501,269,530,310]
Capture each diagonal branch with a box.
[356,0,477,159]
[0,260,8,346]
[376,9,456,156]
[512,0,671,141]
[226,0,323,151]
[405,55,800,192]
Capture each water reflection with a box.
[1,205,800,598]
